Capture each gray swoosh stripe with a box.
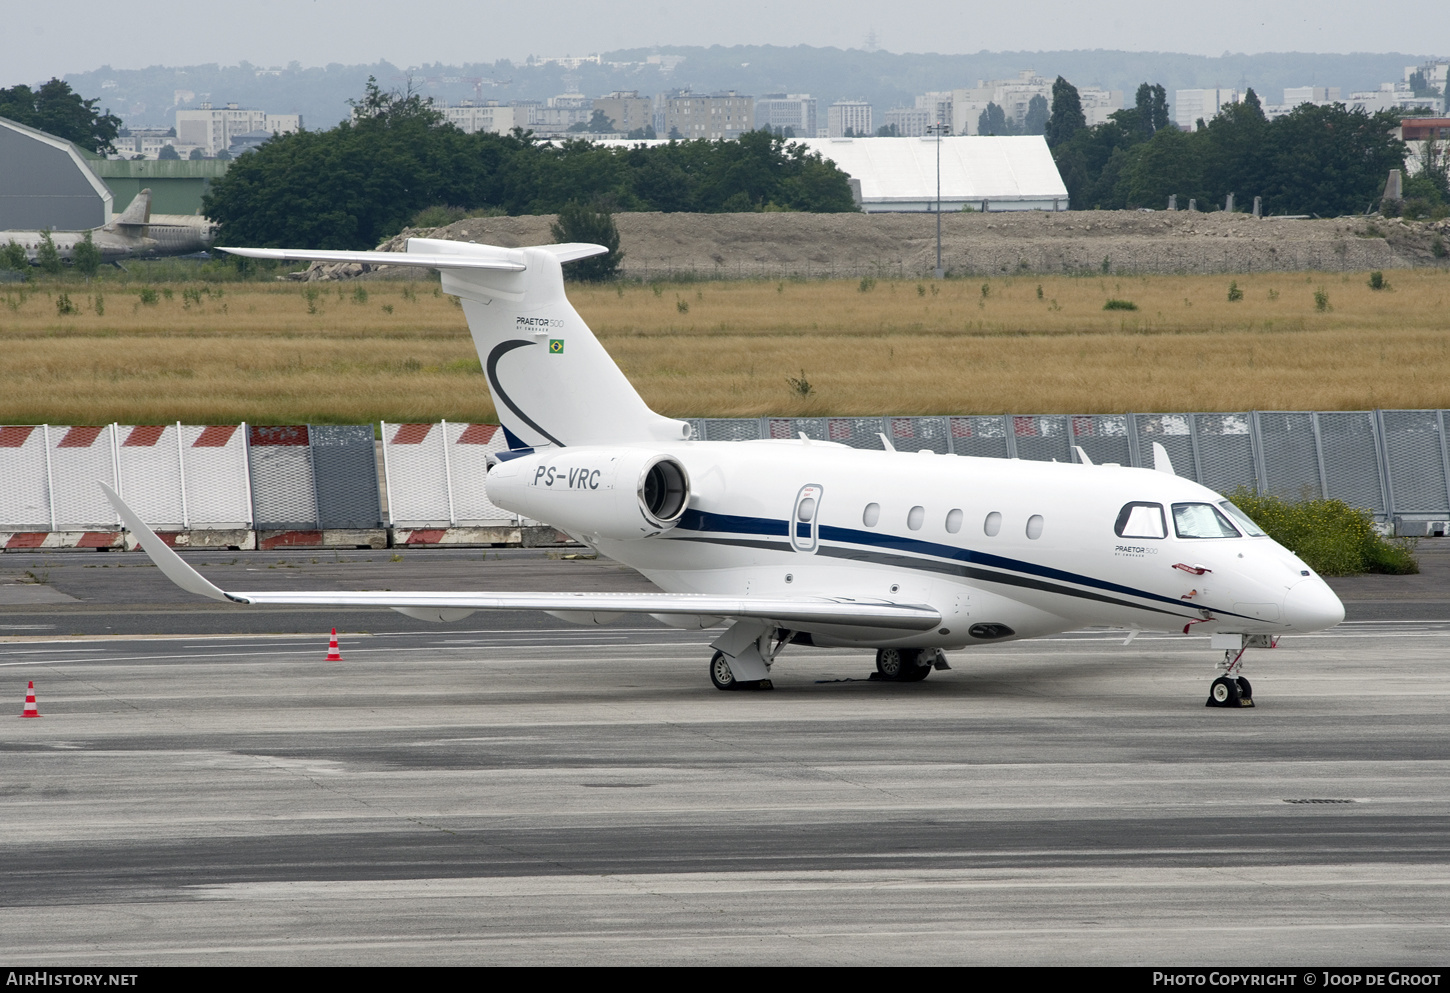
[486,339,565,448]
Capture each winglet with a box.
[100,483,234,602]
[1152,441,1176,475]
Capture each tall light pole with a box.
[927,121,948,279]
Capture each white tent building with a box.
[589,134,1070,212]
[795,136,1067,212]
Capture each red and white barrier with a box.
[380,420,514,527]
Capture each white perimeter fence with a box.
[4,411,1450,540]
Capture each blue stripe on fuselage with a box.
[674,508,1228,618]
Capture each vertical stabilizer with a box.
[109,189,152,229]
[417,238,690,449]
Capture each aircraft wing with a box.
[101,485,940,632]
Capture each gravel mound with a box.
[291,210,1450,281]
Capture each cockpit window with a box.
[1218,500,1266,537]
[1115,502,1167,538]
[1173,502,1241,539]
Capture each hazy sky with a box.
[3,0,1438,86]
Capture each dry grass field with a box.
[3,269,1450,424]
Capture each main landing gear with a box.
[709,651,773,691]
[872,648,948,683]
[1205,635,1274,708]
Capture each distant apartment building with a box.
[435,101,519,135]
[1173,88,1240,130]
[660,91,754,139]
[174,103,300,156]
[1262,86,1343,120]
[755,94,817,136]
[1346,82,1440,116]
[915,91,954,129]
[1078,87,1125,127]
[593,92,653,133]
[109,128,200,160]
[927,72,1119,135]
[827,100,873,137]
[881,106,933,137]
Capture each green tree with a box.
[35,231,63,275]
[1023,94,1049,136]
[158,144,181,160]
[1045,76,1086,148]
[550,202,623,280]
[1133,83,1170,137]
[71,230,102,277]
[977,102,1016,135]
[1,240,28,272]
[188,148,204,160]
[0,78,120,153]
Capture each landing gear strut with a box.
[1205,638,1269,708]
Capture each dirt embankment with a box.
[298,210,1450,281]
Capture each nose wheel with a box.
[1206,647,1255,708]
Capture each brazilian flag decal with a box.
[549,339,564,354]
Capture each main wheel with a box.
[709,651,737,691]
[1236,676,1253,700]
[900,655,932,682]
[875,648,906,681]
[1208,675,1241,707]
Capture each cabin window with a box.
[1026,514,1044,539]
[945,508,963,533]
[1115,502,1167,539]
[1218,500,1265,537]
[1173,503,1241,539]
[907,505,925,530]
[863,502,881,527]
[984,511,1002,536]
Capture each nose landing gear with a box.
[1205,635,1273,708]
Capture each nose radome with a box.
[1283,578,1345,631]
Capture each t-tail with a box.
[218,238,691,449]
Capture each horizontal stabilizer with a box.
[539,243,610,263]
[102,485,940,631]
[218,246,527,271]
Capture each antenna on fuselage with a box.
[1152,441,1176,475]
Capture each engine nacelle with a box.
[484,447,690,541]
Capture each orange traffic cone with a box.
[21,680,40,718]
[326,628,343,662]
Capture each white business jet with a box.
[105,238,1345,706]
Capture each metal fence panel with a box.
[700,418,762,442]
[380,422,452,526]
[116,424,186,529]
[890,416,951,454]
[1134,414,1196,478]
[0,426,52,530]
[1256,412,1323,500]
[248,425,317,530]
[826,417,888,449]
[1013,415,1073,463]
[181,424,253,528]
[1379,410,1450,515]
[1070,414,1133,466]
[949,416,1010,459]
[446,422,515,525]
[1317,412,1386,514]
[309,425,382,529]
[48,425,120,530]
[769,417,829,441]
[1192,413,1257,496]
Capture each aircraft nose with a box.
[1283,578,1345,631]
